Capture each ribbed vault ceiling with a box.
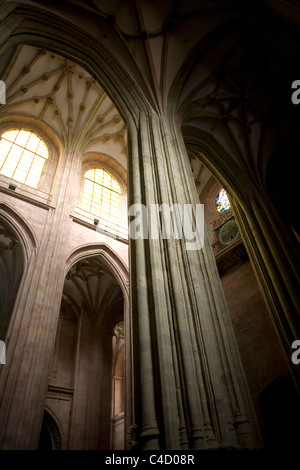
[1,44,127,159]
[1,0,300,184]
[63,256,123,323]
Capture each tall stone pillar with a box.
[0,149,81,449]
[128,111,261,450]
[231,195,300,394]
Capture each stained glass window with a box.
[216,188,231,213]
[0,129,48,188]
[81,168,120,224]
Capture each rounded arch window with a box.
[81,168,121,224]
[216,188,231,213]
[0,129,49,188]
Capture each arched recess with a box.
[182,125,300,395]
[0,220,23,342]
[0,202,38,412]
[65,243,129,297]
[258,375,300,449]
[0,202,36,342]
[42,243,129,450]
[0,202,37,260]
[38,409,62,450]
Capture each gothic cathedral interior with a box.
[0,0,299,451]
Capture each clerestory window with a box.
[81,168,120,224]
[0,129,49,188]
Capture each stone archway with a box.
[0,220,23,341]
[43,249,128,450]
[38,410,62,450]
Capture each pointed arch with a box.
[0,202,37,342]
[65,243,129,299]
[0,201,37,262]
[0,4,150,129]
[38,408,63,450]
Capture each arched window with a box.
[0,129,48,188]
[81,168,121,224]
[216,188,231,213]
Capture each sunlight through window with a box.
[0,129,48,188]
[82,168,120,224]
[216,188,231,213]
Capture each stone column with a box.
[128,111,261,450]
[231,195,300,394]
[0,148,82,449]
